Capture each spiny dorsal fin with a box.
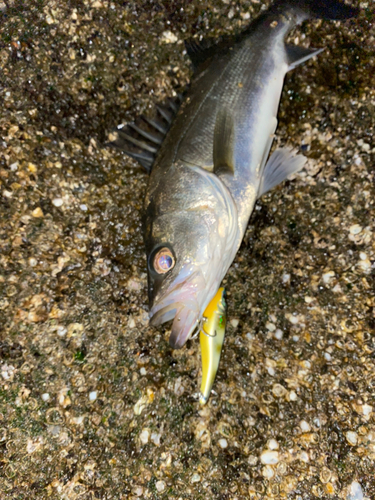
[213,108,235,176]
[286,44,324,71]
[107,94,183,173]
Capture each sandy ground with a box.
[0,1,374,499]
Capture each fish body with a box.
[112,0,358,349]
[199,287,227,405]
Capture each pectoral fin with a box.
[257,148,306,198]
[213,108,235,176]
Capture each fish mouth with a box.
[149,267,205,349]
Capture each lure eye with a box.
[153,247,175,274]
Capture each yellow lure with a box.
[199,287,227,405]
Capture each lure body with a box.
[199,287,227,405]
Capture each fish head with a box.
[144,166,238,348]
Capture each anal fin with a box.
[286,45,324,71]
[257,148,306,198]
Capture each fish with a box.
[110,0,359,349]
[199,287,227,405]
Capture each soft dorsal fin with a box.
[286,44,324,71]
[185,38,218,70]
[107,94,183,172]
[213,108,235,176]
[257,148,306,198]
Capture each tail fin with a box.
[274,0,359,21]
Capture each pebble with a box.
[155,480,166,493]
[274,329,283,340]
[346,431,358,446]
[267,367,275,376]
[272,384,287,398]
[52,198,63,207]
[347,481,364,500]
[349,224,362,235]
[289,391,298,401]
[140,429,149,445]
[260,450,279,465]
[282,273,290,284]
[267,439,279,450]
[161,30,178,43]
[230,319,239,328]
[322,271,335,284]
[266,322,276,332]
[362,404,372,417]
[80,204,88,211]
[300,420,311,432]
[191,473,201,483]
[219,438,228,449]
[41,393,50,402]
[262,465,275,479]
[151,432,161,446]
[32,207,44,218]
[89,391,97,402]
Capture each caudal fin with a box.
[274,0,359,21]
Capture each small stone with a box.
[161,30,178,43]
[362,404,372,417]
[299,451,309,462]
[28,257,38,267]
[151,432,161,446]
[266,322,276,332]
[230,319,239,328]
[267,366,275,376]
[191,473,201,483]
[32,207,44,218]
[347,481,364,500]
[262,465,275,479]
[80,204,88,211]
[289,391,298,401]
[320,467,332,484]
[272,384,287,398]
[52,198,63,207]
[155,480,165,493]
[282,273,290,284]
[274,329,283,340]
[140,367,146,376]
[248,455,258,466]
[133,486,143,497]
[268,439,279,450]
[349,224,362,235]
[322,271,335,284]
[41,393,50,402]
[260,450,279,465]
[139,429,149,445]
[89,391,97,402]
[57,326,67,337]
[300,420,311,432]
[219,438,228,449]
[346,431,358,446]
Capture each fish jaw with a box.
[148,265,206,348]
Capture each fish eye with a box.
[153,247,175,274]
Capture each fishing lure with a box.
[199,287,227,405]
